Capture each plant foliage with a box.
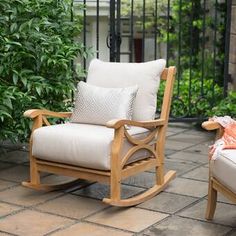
[0,0,87,142]
[207,91,236,118]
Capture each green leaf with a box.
[13,73,18,85]
[21,77,27,87]
[35,86,42,96]
[10,23,17,32]
[3,98,13,109]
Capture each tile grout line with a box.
[177,214,236,229]
[224,228,236,236]
[0,229,17,236]
[166,136,213,154]
[42,204,137,235]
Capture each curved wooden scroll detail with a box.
[120,127,159,169]
[121,145,157,169]
[124,128,158,145]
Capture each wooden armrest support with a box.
[202,121,222,131]
[106,118,166,129]
[202,120,225,140]
[24,109,72,119]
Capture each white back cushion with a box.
[87,59,166,121]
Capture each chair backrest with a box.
[87,59,166,121]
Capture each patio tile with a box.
[35,195,107,219]
[182,166,209,182]
[0,180,18,191]
[167,126,189,133]
[164,149,176,156]
[168,132,211,144]
[165,177,208,198]
[51,222,133,236]
[165,140,194,151]
[87,207,168,232]
[184,142,212,155]
[0,141,25,150]
[0,150,28,164]
[217,193,236,205]
[123,172,155,188]
[165,159,200,176]
[41,174,90,192]
[166,131,175,137]
[0,162,13,171]
[138,192,197,214]
[0,202,21,217]
[0,186,62,206]
[0,232,14,235]
[0,210,73,236]
[148,159,199,176]
[178,199,236,227]
[185,129,214,138]
[73,182,145,200]
[168,151,208,164]
[0,147,9,155]
[144,216,231,236]
[0,165,29,183]
[169,122,194,128]
[227,230,236,236]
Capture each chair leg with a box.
[156,165,164,185]
[22,155,81,191]
[110,175,121,202]
[30,156,41,185]
[103,170,176,207]
[22,155,41,189]
[206,178,217,220]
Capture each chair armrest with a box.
[202,121,222,131]
[202,120,224,140]
[24,109,72,119]
[106,118,166,129]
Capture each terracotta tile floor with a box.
[0,124,235,236]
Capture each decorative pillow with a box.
[70,82,138,125]
[87,59,166,121]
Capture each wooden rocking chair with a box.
[202,120,236,219]
[23,59,176,207]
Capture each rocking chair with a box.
[23,59,176,207]
[202,120,236,219]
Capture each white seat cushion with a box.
[32,123,151,170]
[87,59,166,121]
[211,149,236,193]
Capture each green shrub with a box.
[207,91,236,118]
[0,0,87,142]
[157,68,224,118]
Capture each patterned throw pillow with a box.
[70,82,138,126]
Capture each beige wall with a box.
[229,0,236,90]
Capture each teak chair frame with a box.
[202,121,236,219]
[23,66,176,207]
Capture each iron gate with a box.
[74,0,232,121]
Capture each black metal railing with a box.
[73,0,232,121]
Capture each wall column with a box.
[229,0,236,90]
